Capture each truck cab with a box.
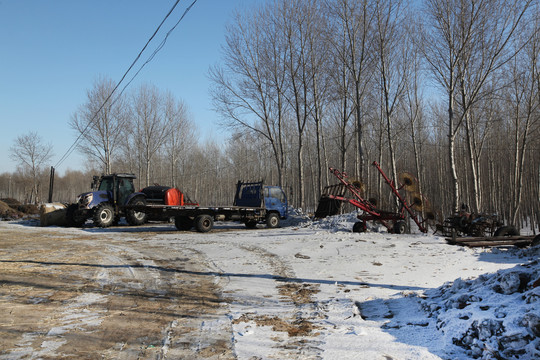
[233,181,288,228]
[263,185,288,219]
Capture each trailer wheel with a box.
[393,221,406,234]
[175,216,193,231]
[194,214,213,233]
[266,213,280,228]
[353,221,367,233]
[126,197,148,226]
[494,225,519,237]
[93,203,115,228]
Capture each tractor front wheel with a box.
[93,203,115,228]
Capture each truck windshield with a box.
[265,187,286,202]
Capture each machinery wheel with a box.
[393,221,406,234]
[194,214,214,233]
[93,203,115,228]
[494,225,519,237]
[175,216,193,231]
[353,221,367,233]
[126,197,148,226]
[66,204,86,227]
[245,220,258,229]
[266,213,280,228]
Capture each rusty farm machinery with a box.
[315,161,433,234]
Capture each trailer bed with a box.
[127,204,263,217]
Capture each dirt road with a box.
[0,221,322,359]
[0,222,237,359]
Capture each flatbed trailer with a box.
[125,181,289,233]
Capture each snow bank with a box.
[421,247,540,359]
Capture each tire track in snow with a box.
[189,240,325,359]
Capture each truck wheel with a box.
[175,216,193,231]
[494,225,519,237]
[266,213,280,228]
[126,197,148,226]
[66,204,86,227]
[93,203,115,228]
[194,214,213,233]
[245,220,258,229]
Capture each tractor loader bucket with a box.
[40,203,68,227]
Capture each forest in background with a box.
[2,0,539,232]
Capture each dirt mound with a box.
[0,198,40,216]
[0,200,24,219]
[1,198,20,206]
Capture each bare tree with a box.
[505,17,540,225]
[210,3,288,186]
[9,131,53,204]
[129,84,171,187]
[327,0,375,179]
[373,0,409,192]
[163,92,195,187]
[422,0,534,212]
[70,76,128,174]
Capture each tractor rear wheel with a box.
[93,203,115,228]
[126,197,148,226]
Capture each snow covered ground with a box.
[1,211,539,359]
[154,211,539,359]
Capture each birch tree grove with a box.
[5,0,539,234]
[207,0,540,230]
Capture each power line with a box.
[55,0,197,169]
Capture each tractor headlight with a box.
[78,193,93,207]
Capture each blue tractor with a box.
[67,173,147,227]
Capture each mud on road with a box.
[0,222,322,359]
[0,223,234,359]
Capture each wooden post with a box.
[47,166,55,203]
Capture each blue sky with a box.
[0,0,260,175]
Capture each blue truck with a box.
[128,180,288,232]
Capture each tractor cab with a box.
[97,174,136,206]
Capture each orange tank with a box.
[164,188,183,206]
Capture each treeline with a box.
[2,0,539,232]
